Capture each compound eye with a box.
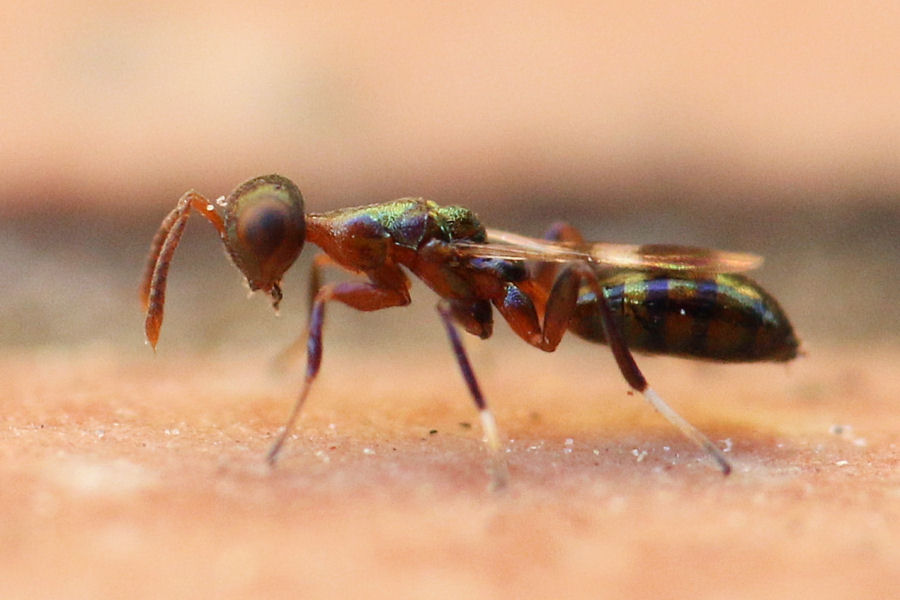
[224,175,306,294]
[237,201,290,260]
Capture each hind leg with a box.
[494,261,732,475]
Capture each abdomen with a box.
[569,271,798,362]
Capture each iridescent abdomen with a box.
[569,271,798,362]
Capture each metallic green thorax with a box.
[311,198,486,250]
[303,198,499,306]
[304,199,486,278]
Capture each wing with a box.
[450,228,763,273]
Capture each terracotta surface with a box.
[2,341,898,599]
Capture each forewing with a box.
[451,228,763,273]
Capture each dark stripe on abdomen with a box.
[688,278,718,355]
[637,277,669,352]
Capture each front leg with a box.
[266,272,410,465]
[272,253,339,369]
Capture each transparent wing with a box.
[451,228,763,273]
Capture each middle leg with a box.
[437,299,509,490]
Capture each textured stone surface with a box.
[2,345,897,599]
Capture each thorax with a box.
[305,198,486,272]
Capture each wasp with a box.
[140,174,798,486]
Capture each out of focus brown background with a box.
[2,3,899,599]
[2,1,899,348]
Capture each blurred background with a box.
[1,1,898,353]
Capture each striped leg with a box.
[437,301,509,490]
